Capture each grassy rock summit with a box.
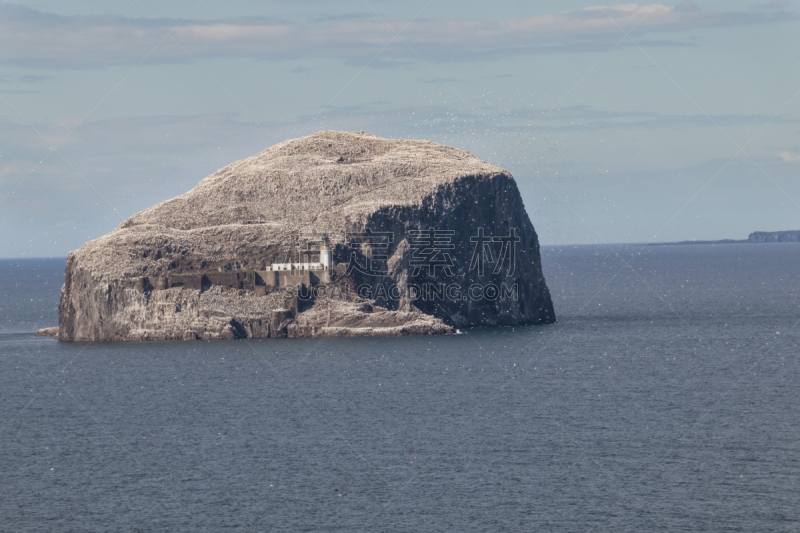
[57,131,555,341]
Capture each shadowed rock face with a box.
[58,131,555,341]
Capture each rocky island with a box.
[53,131,555,341]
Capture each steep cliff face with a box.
[748,230,800,243]
[58,131,554,341]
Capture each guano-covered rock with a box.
[58,131,555,341]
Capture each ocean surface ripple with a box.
[2,244,799,532]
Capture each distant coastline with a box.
[649,230,800,246]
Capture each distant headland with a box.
[649,230,800,246]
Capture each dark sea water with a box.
[2,244,799,532]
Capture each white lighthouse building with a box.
[270,236,332,272]
[320,235,332,269]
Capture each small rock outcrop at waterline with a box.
[57,131,555,341]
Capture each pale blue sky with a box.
[0,0,798,257]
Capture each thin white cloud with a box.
[777,151,800,162]
[0,2,790,68]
